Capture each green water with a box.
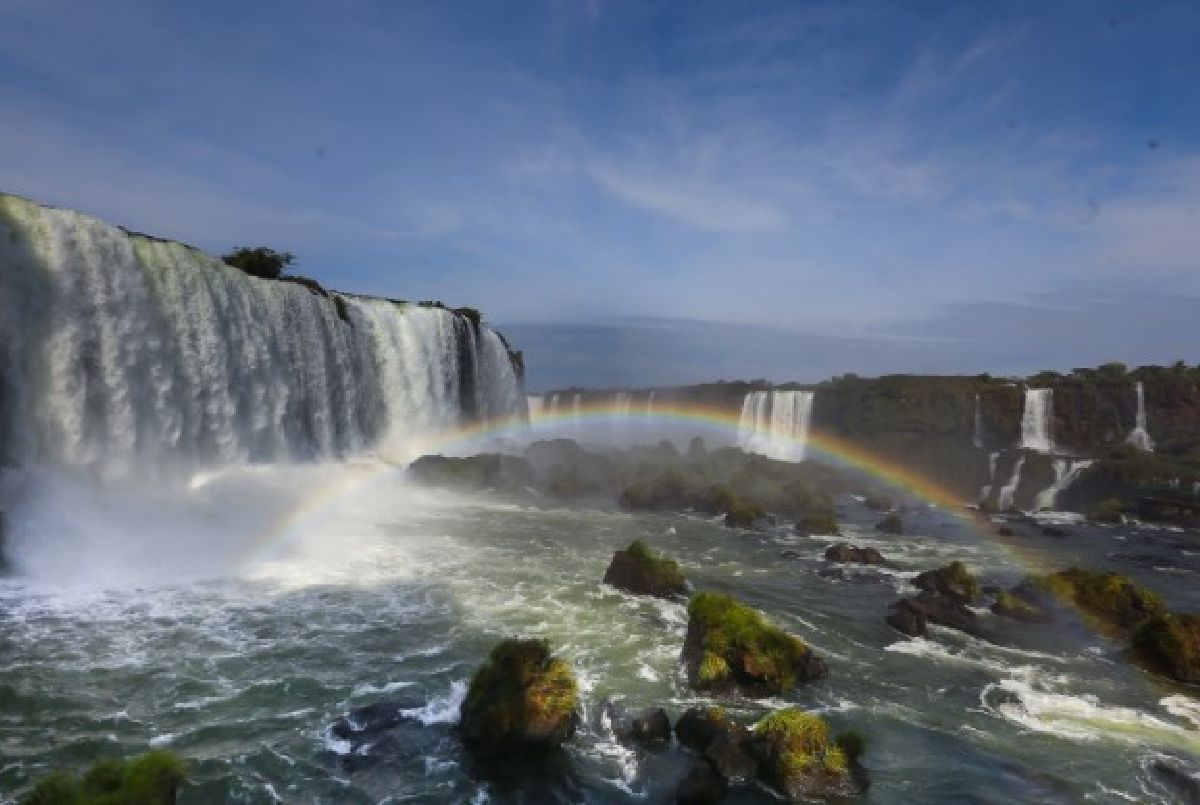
[1,465,1199,802]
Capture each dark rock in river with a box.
[888,594,980,637]
[704,728,758,781]
[795,514,840,536]
[675,707,736,752]
[1149,758,1200,804]
[913,561,980,605]
[330,697,423,742]
[459,638,578,756]
[875,513,903,534]
[1133,613,1200,684]
[1041,526,1070,538]
[629,707,672,745]
[824,543,890,566]
[603,540,687,599]
[885,604,927,637]
[408,453,534,494]
[676,761,728,804]
[991,589,1051,623]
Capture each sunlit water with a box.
[2,464,1199,803]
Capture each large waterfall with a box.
[737,390,814,462]
[0,193,525,476]
[1019,388,1054,453]
[1127,381,1155,452]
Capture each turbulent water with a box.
[2,465,1200,802]
[0,194,526,475]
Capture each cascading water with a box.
[980,451,1000,501]
[997,455,1026,510]
[1020,388,1055,454]
[1034,459,1095,512]
[527,395,544,423]
[1127,382,1155,452]
[737,390,814,462]
[973,394,984,449]
[0,193,526,475]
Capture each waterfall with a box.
[0,193,525,476]
[980,451,1000,501]
[612,391,632,439]
[547,393,560,417]
[997,455,1026,510]
[1034,459,1095,511]
[1127,382,1155,452]
[737,390,814,462]
[973,394,984,449]
[526,395,544,423]
[644,391,655,416]
[1020,388,1054,453]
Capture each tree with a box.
[222,246,294,280]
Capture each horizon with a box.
[3,0,1198,388]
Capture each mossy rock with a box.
[795,514,840,536]
[824,544,889,566]
[460,638,578,755]
[754,708,861,799]
[864,493,893,512]
[683,592,825,696]
[875,513,903,534]
[991,589,1050,623]
[913,561,980,604]
[1088,497,1125,524]
[602,540,687,599]
[1030,567,1167,633]
[22,750,185,805]
[724,501,765,529]
[1132,613,1200,683]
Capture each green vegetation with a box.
[1132,613,1200,683]
[603,540,687,598]
[459,638,577,753]
[686,592,817,694]
[795,513,840,535]
[754,708,847,778]
[991,589,1049,622]
[1088,497,1126,524]
[221,246,294,279]
[1031,567,1166,632]
[835,729,865,761]
[22,750,185,805]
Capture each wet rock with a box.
[875,513,903,534]
[818,565,887,584]
[779,549,805,560]
[885,604,927,637]
[676,761,728,804]
[675,707,734,752]
[991,589,1051,623]
[330,697,423,741]
[824,544,890,566]
[912,561,980,605]
[888,594,979,637]
[1041,526,1070,538]
[1150,758,1200,804]
[754,708,865,800]
[460,638,578,756]
[1133,613,1200,684]
[795,514,840,536]
[704,730,758,780]
[603,540,687,599]
[629,707,672,745]
[995,525,1015,537]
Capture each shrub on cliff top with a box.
[222,246,294,279]
[22,750,185,805]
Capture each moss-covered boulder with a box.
[1030,567,1166,633]
[1088,497,1126,524]
[863,493,893,512]
[603,540,687,599]
[875,513,903,534]
[913,561,979,605]
[22,750,185,805]
[824,544,889,566]
[723,502,765,529]
[754,708,862,800]
[795,514,840,536]
[683,593,825,696]
[459,639,578,755]
[991,589,1051,623]
[1132,613,1200,683]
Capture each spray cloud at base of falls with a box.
[0,193,527,479]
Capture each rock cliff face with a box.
[535,365,1200,513]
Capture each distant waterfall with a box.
[527,395,544,423]
[1020,389,1054,453]
[973,394,984,449]
[997,455,1026,510]
[737,390,814,461]
[1034,459,1095,511]
[612,391,632,439]
[1127,382,1155,452]
[980,451,1000,501]
[0,193,525,475]
[644,391,655,416]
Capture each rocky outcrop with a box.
[459,639,577,756]
[603,541,687,599]
[912,562,979,605]
[407,454,534,494]
[886,594,979,637]
[795,514,840,536]
[875,514,903,534]
[1132,613,1200,683]
[823,544,889,566]
[683,593,826,696]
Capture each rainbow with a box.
[235,398,1053,573]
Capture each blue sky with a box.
[2,0,1198,390]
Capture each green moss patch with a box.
[755,708,847,779]
[1031,567,1166,633]
[22,750,185,805]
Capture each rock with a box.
[1029,567,1166,633]
[875,513,903,534]
[704,729,758,780]
[1133,613,1200,684]
[888,594,979,636]
[459,638,578,756]
[603,541,687,599]
[795,514,840,536]
[995,525,1015,537]
[330,697,423,741]
[723,503,763,529]
[629,707,672,745]
[754,708,864,800]
[1041,526,1070,538]
[864,494,893,512]
[408,453,534,494]
[675,707,734,751]
[1149,758,1200,804]
[885,605,927,637]
[824,544,889,566]
[675,761,728,804]
[990,590,1051,623]
[912,561,979,605]
[683,592,826,696]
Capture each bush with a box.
[1132,613,1200,683]
[22,750,185,805]
[222,246,294,279]
[754,708,846,777]
[603,540,687,598]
